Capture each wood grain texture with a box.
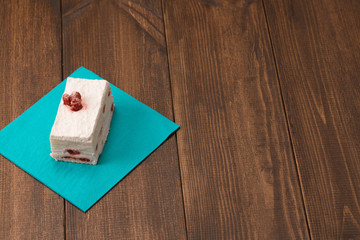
[163,0,309,239]
[263,0,360,239]
[61,0,186,239]
[0,0,64,239]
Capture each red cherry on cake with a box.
[71,91,81,100]
[70,98,83,111]
[71,98,80,105]
[70,105,82,111]
[62,91,83,111]
[70,99,82,112]
[62,93,71,106]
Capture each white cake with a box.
[50,77,114,165]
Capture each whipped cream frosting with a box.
[50,77,114,165]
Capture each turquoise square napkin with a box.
[0,67,179,212]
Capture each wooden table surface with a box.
[1,0,359,239]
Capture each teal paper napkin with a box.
[0,67,179,212]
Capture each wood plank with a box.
[163,0,309,238]
[0,0,64,239]
[61,0,186,239]
[263,0,360,238]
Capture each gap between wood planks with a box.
[261,0,311,238]
[160,0,189,239]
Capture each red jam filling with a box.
[62,156,90,162]
[65,149,81,155]
[79,158,90,162]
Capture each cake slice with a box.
[50,77,114,165]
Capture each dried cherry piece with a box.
[62,93,71,106]
[63,91,83,111]
[71,91,81,100]
[70,98,82,111]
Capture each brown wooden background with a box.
[0,0,359,239]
